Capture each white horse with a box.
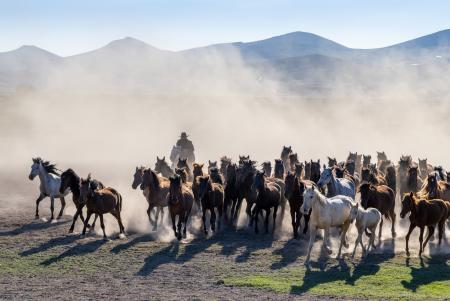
[29,157,69,221]
[301,186,355,266]
[349,204,381,258]
[317,167,355,199]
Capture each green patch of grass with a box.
[225,255,450,300]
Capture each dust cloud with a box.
[0,44,449,253]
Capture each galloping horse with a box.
[138,168,169,231]
[168,175,194,240]
[198,175,224,234]
[60,168,104,233]
[317,167,355,199]
[154,156,175,178]
[29,157,69,221]
[301,186,354,266]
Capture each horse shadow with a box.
[0,220,69,237]
[290,258,351,295]
[401,256,450,292]
[40,239,107,266]
[20,234,80,257]
[271,238,308,270]
[110,233,156,254]
[137,236,217,276]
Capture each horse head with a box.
[169,175,183,204]
[400,192,415,218]
[29,157,42,180]
[301,186,316,214]
[317,167,333,188]
[349,203,359,224]
[132,166,145,189]
[377,151,387,161]
[327,157,337,168]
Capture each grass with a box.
[225,255,450,300]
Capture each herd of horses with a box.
[28,148,450,265]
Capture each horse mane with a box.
[33,157,60,175]
[146,168,161,189]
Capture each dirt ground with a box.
[0,190,449,300]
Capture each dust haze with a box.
[0,44,449,252]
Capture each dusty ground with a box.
[0,193,449,300]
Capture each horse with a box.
[198,176,224,234]
[358,182,396,239]
[219,156,232,180]
[28,157,69,221]
[80,175,125,239]
[434,166,448,182]
[327,157,337,168]
[378,159,392,175]
[175,167,190,185]
[280,146,292,169]
[294,163,304,178]
[168,175,194,240]
[251,171,281,234]
[284,172,312,238]
[310,160,321,184]
[349,204,381,258]
[238,155,250,165]
[223,163,239,222]
[274,159,284,179]
[288,153,299,173]
[301,186,354,265]
[385,164,397,195]
[177,158,193,182]
[262,161,272,177]
[377,151,388,167]
[60,168,104,233]
[406,166,423,194]
[304,161,312,180]
[400,192,448,256]
[208,160,218,173]
[361,167,386,186]
[139,168,169,231]
[317,167,355,199]
[418,172,450,201]
[418,158,433,180]
[209,167,224,185]
[192,163,205,209]
[345,160,356,176]
[363,155,371,168]
[234,160,257,225]
[155,156,175,178]
[348,152,362,174]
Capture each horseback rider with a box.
[170,132,195,168]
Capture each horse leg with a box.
[418,226,425,256]
[177,213,183,240]
[57,196,66,219]
[264,209,270,234]
[378,218,384,243]
[50,197,55,221]
[210,208,217,233]
[99,214,107,240]
[233,197,243,224]
[202,207,207,235]
[368,226,376,251]
[90,214,98,232]
[423,226,435,250]
[81,211,92,236]
[147,205,154,227]
[246,201,254,227]
[272,206,278,234]
[254,207,259,234]
[337,221,350,258]
[352,231,362,258]
[153,207,160,231]
[405,223,415,257]
[438,219,445,245]
[305,226,316,266]
[160,207,164,225]
[290,206,297,239]
[183,208,191,239]
[34,193,46,219]
[390,210,397,238]
[69,206,81,233]
[171,212,177,239]
[323,227,332,254]
[111,211,125,237]
[303,212,310,235]
[217,204,223,231]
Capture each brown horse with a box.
[361,167,387,186]
[406,166,423,194]
[288,153,299,173]
[155,156,175,178]
[177,158,193,182]
[280,146,292,169]
[274,159,284,179]
[198,175,224,234]
[418,172,450,201]
[251,171,281,234]
[304,161,312,180]
[220,156,232,179]
[139,168,169,231]
[359,182,396,239]
[209,167,224,185]
[310,160,321,184]
[295,163,304,178]
[175,167,189,184]
[327,157,337,168]
[385,164,397,196]
[223,163,239,222]
[168,175,194,240]
[363,155,371,168]
[60,169,104,233]
[80,175,125,239]
[284,172,311,238]
[262,161,272,177]
[208,160,218,173]
[378,159,391,175]
[400,192,448,256]
[418,158,433,180]
[377,151,388,167]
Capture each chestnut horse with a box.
[168,175,194,240]
[400,192,448,256]
[198,175,224,234]
[80,175,125,239]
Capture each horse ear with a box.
[409,191,414,198]
[136,166,138,171]
[200,163,204,168]
[157,156,160,160]
[87,173,91,181]
[312,185,315,191]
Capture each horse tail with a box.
[109,188,123,212]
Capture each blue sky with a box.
[1,0,449,56]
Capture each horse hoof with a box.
[344,243,349,249]
[152,227,157,232]
[326,248,333,255]
[34,215,39,220]
[50,219,58,224]
[68,229,74,234]
[392,232,397,238]
[119,233,126,239]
